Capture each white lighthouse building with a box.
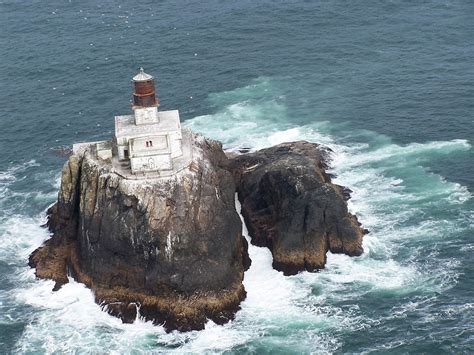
[73,68,192,179]
[112,68,188,176]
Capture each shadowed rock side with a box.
[29,132,249,332]
[229,141,367,276]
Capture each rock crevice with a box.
[30,132,248,332]
[30,136,366,331]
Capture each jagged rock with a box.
[30,132,366,331]
[29,131,248,332]
[228,141,366,276]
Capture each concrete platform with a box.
[110,129,194,180]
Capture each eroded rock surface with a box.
[229,141,366,276]
[30,133,366,331]
[30,131,248,331]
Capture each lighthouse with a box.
[131,68,160,125]
[113,68,186,175]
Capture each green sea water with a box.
[0,0,472,353]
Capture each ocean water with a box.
[0,0,473,353]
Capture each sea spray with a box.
[1,77,471,352]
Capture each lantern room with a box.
[132,67,160,108]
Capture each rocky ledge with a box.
[29,131,250,332]
[30,134,365,331]
[229,141,367,276]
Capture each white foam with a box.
[187,97,469,287]
[15,278,166,353]
[233,198,364,351]
[0,171,16,182]
[0,160,39,179]
[297,253,423,301]
[3,80,472,352]
[0,215,49,265]
[331,139,471,168]
[237,197,312,321]
[10,197,355,354]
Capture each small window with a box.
[149,140,153,147]
[146,141,149,148]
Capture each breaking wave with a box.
[0,78,471,353]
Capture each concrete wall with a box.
[97,149,112,160]
[118,132,183,162]
[166,130,183,158]
[114,108,185,172]
[131,154,172,173]
[131,135,169,156]
[117,144,128,161]
[96,142,112,160]
[134,107,159,125]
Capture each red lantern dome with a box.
[132,68,159,108]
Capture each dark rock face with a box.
[229,141,366,276]
[29,133,248,332]
[30,133,365,331]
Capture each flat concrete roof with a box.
[115,110,181,138]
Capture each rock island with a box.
[30,69,365,332]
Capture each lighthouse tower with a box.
[113,68,186,176]
[132,68,160,125]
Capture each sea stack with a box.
[30,68,365,332]
[229,142,367,275]
[29,69,249,331]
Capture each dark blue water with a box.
[1,1,473,353]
